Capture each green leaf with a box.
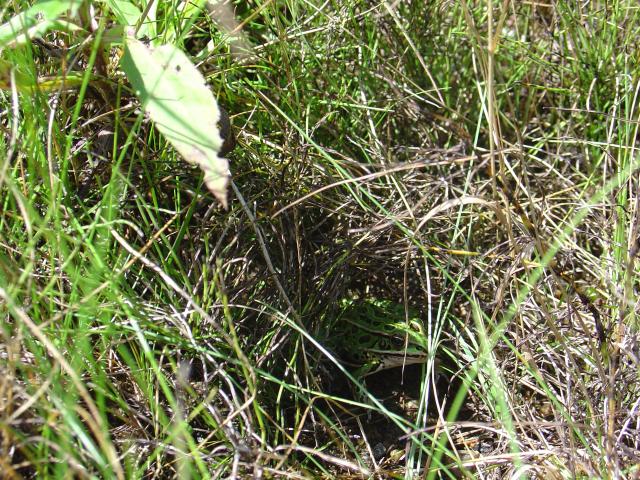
[120,37,230,208]
[104,0,149,38]
[105,0,141,26]
[0,0,82,48]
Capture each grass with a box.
[1,0,640,478]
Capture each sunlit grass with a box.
[1,0,639,478]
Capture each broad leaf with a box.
[120,37,230,207]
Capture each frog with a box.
[330,298,430,380]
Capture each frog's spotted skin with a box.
[332,298,429,379]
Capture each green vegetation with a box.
[1,0,639,478]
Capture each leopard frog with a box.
[332,298,429,378]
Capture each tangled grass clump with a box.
[1,0,640,478]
